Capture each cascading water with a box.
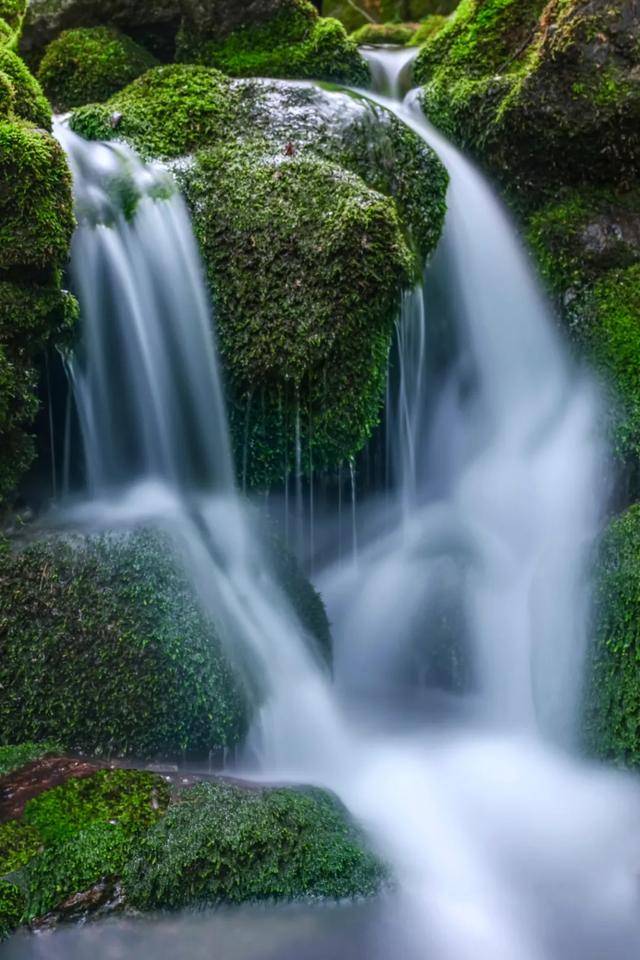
[28,67,640,960]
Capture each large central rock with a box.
[181,0,316,38]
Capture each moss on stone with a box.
[180,141,413,485]
[585,504,640,765]
[37,27,158,112]
[408,14,447,44]
[350,22,416,45]
[123,780,386,908]
[0,741,61,777]
[177,0,369,85]
[0,529,249,758]
[0,47,50,127]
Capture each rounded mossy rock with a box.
[20,0,182,65]
[177,0,370,85]
[415,0,640,201]
[350,22,416,45]
[0,0,27,48]
[70,66,447,485]
[584,504,640,766]
[0,47,51,126]
[323,0,457,33]
[37,26,158,112]
[0,526,330,757]
[123,781,387,908]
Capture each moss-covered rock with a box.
[416,0,640,200]
[0,47,50,126]
[585,505,640,765]
[324,0,457,33]
[70,66,447,484]
[0,525,329,757]
[123,780,386,908]
[0,0,27,48]
[408,14,447,44]
[37,26,158,112]
[350,22,417,45]
[20,0,182,66]
[177,0,370,85]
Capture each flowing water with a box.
[18,61,640,958]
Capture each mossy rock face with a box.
[177,0,370,85]
[70,66,447,484]
[37,26,158,111]
[20,0,182,65]
[123,780,387,908]
[585,505,640,765]
[350,22,417,45]
[0,47,50,126]
[416,0,640,199]
[0,525,330,757]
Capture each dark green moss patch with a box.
[350,22,416,45]
[37,26,158,112]
[0,48,50,127]
[0,879,24,941]
[0,819,41,874]
[124,780,386,908]
[0,742,60,777]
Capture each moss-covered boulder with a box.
[416,0,640,199]
[124,780,386,908]
[177,0,369,85]
[0,525,329,757]
[0,0,27,48]
[585,505,640,765]
[37,26,158,111]
[70,65,447,484]
[20,0,182,65]
[0,47,51,126]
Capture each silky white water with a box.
[46,62,640,960]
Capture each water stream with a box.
[18,56,640,959]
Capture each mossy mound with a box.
[20,0,182,66]
[0,0,26,48]
[350,22,417,45]
[177,0,369,85]
[0,525,330,757]
[408,14,447,45]
[70,66,447,484]
[585,505,640,765]
[180,142,412,486]
[37,27,158,112]
[123,781,386,908]
[416,0,640,199]
[0,47,50,127]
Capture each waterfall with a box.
[52,59,640,960]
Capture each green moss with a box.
[0,0,25,33]
[0,47,50,126]
[181,141,412,485]
[0,69,15,114]
[0,880,24,941]
[19,821,132,921]
[124,781,387,908]
[71,64,236,160]
[350,22,416,45]
[408,14,447,44]
[323,0,457,32]
[0,741,61,776]
[23,769,171,845]
[585,505,640,765]
[177,6,370,86]
[416,0,640,199]
[0,120,73,269]
[37,27,158,112]
[0,529,248,757]
[0,820,42,874]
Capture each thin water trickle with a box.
[46,61,640,960]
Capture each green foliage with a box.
[0,0,26,49]
[23,769,171,844]
[0,820,42,874]
[0,529,249,757]
[37,27,158,112]
[350,22,416,45]
[408,14,447,44]
[19,822,132,921]
[0,880,24,941]
[124,781,387,908]
[0,47,50,126]
[0,741,60,776]
[323,0,457,32]
[181,141,413,485]
[585,505,640,765]
[177,5,369,85]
